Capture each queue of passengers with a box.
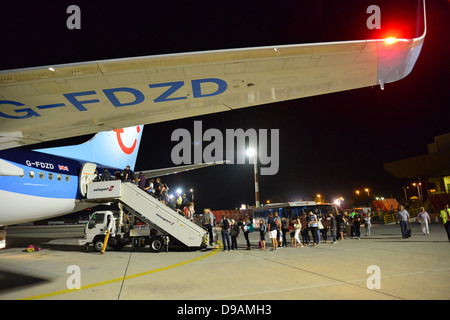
[214,213,253,251]
[271,210,372,250]
[215,210,374,252]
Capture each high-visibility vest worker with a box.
[441,205,450,242]
[440,207,449,225]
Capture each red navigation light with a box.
[384,37,398,45]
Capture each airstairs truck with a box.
[83,180,217,252]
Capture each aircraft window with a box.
[39,172,44,179]
[65,175,70,182]
[57,174,62,181]
[48,173,53,180]
[29,171,35,178]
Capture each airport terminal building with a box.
[384,132,450,211]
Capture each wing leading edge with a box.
[139,160,231,179]
[0,2,426,150]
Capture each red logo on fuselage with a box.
[113,126,140,155]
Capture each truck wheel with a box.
[93,237,105,252]
[114,240,126,251]
[149,236,165,252]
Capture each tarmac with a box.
[0,222,449,300]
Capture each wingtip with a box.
[376,0,426,87]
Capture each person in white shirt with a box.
[364,213,372,236]
[396,205,410,239]
[417,207,431,235]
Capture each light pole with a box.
[412,182,422,199]
[190,188,194,202]
[402,186,409,202]
[419,179,423,199]
[246,148,260,208]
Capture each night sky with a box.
[1,1,448,211]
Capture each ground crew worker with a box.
[440,204,450,242]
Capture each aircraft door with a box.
[79,162,97,197]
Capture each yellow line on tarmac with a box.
[22,246,221,300]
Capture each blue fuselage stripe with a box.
[0,148,120,200]
[0,148,82,199]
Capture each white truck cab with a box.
[84,210,167,252]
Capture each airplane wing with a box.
[0,2,426,150]
[0,158,24,176]
[139,160,231,179]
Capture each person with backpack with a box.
[268,213,278,251]
[335,211,344,241]
[154,178,162,200]
[274,212,282,248]
[281,217,289,247]
[352,212,361,239]
[230,219,240,250]
[300,213,310,245]
[259,219,267,249]
[202,208,214,246]
[307,211,319,246]
[123,165,134,183]
[220,214,231,251]
[329,212,337,243]
[242,216,252,250]
[101,168,112,181]
[320,213,330,243]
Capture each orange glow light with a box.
[385,37,398,45]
